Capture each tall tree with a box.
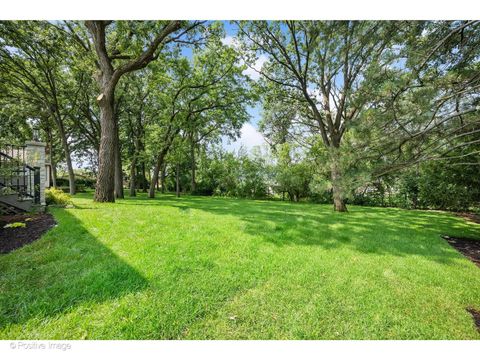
[0,21,79,194]
[238,21,401,211]
[84,20,194,202]
[357,21,480,178]
[146,37,253,198]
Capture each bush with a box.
[55,178,70,187]
[58,185,85,193]
[55,178,94,190]
[46,188,72,207]
[76,178,95,188]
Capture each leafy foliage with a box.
[45,188,73,206]
[3,222,26,229]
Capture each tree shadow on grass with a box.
[122,195,480,266]
[0,208,148,331]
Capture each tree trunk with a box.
[46,134,57,188]
[146,167,151,185]
[129,158,136,197]
[86,20,183,202]
[331,157,347,212]
[64,149,76,195]
[190,135,196,194]
[149,159,161,198]
[141,162,147,192]
[114,119,124,199]
[48,140,57,188]
[160,164,166,193]
[54,115,76,195]
[51,162,57,188]
[176,163,180,197]
[149,152,166,198]
[94,92,116,202]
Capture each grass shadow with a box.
[128,194,480,266]
[0,207,148,331]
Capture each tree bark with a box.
[190,136,196,193]
[160,164,166,193]
[114,118,124,199]
[47,137,57,188]
[64,145,76,195]
[176,162,180,197]
[129,128,140,197]
[85,20,182,202]
[129,157,136,197]
[141,162,147,192]
[95,92,116,202]
[54,114,76,195]
[330,156,348,212]
[51,162,57,188]
[149,151,167,198]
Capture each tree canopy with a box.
[1,20,478,211]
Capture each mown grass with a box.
[1,192,479,339]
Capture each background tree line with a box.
[0,20,478,212]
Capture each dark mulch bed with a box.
[467,308,480,332]
[442,235,480,267]
[458,212,480,224]
[440,233,480,332]
[0,213,56,254]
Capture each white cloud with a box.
[221,36,267,81]
[223,123,265,152]
[221,35,235,47]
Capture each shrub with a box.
[75,178,95,188]
[46,188,72,207]
[58,185,85,193]
[55,178,93,190]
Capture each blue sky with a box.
[182,21,266,152]
[220,21,266,152]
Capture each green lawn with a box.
[1,192,479,339]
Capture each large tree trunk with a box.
[176,163,180,197]
[129,157,136,197]
[86,20,183,202]
[95,92,116,202]
[331,156,347,212]
[114,119,124,199]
